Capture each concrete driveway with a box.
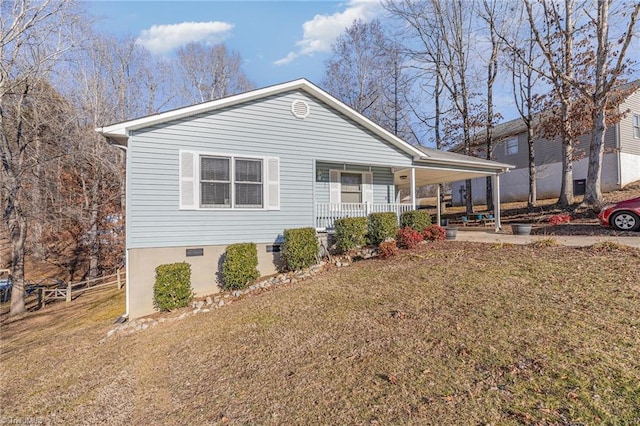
[454,229,640,248]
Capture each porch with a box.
[316,202,414,230]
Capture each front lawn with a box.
[1,242,639,424]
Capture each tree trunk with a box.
[88,178,100,280]
[8,211,27,316]
[527,124,537,210]
[584,104,606,205]
[558,140,574,208]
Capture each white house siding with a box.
[126,89,413,250]
[620,152,640,187]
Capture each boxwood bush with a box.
[368,212,398,245]
[400,210,432,232]
[153,262,194,311]
[334,216,368,252]
[283,227,318,271]
[222,243,260,290]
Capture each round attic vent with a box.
[291,100,310,119]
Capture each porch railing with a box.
[316,203,414,230]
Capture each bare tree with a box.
[477,0,508,212]
[502,4,544,210]
[386,0,481,214]
[581,1,639,206]
[1,0,80,315]
[524,0,639,208]
[322,19,416,142]
[176,42,254,104]
[523,0,584,208]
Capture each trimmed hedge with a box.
[334,216,368,252]
[368,212,398,245]
[400,210,432,232]
[153,262,194,311]
[283,227,318,271]
[222,243,260,290]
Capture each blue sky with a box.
[86,0,384,88]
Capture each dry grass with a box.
[2,242,640,425]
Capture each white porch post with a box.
[493,174,501,231]
[410,167,416,210]
[436,184,441,227]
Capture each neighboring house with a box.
[451,83,640,205]
[97,79,512,318]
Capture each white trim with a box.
[180,150,275,211]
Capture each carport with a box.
[393,146,515,231]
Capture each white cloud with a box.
[274,0,383,66]
[136,21,234,54]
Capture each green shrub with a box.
[368,212,398,245]
[283,227,318,271]
[222,243,260,290]
[153,262,194,311]
[400,210,432,231]
[334,216,368,252]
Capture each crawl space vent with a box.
[291,100,310,119]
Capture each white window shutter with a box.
[329,170,340,205]
[363,172,373,204]
[179,151,196,209]
[266,157,280,210]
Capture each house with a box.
[96,79,513,318]
[451,83,640,205]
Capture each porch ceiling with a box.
[393,166,502,189]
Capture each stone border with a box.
[102,247,379,340]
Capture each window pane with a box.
[236,159,262,182]
[341,191,361,203]
[341,173,361,192]
[201,157,229,181]
[201,182,230,207]
[236,183,263,207]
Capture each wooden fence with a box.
[38,268,126,307]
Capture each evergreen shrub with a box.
[222,243,260,290]
[153,262,194,311]
[283,227,318,271]
[334,216,368,252]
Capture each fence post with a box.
[66,282,72,302]
[117,268,122,289]
[38,287,43,309]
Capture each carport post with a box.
[436,184,441,227]
[493,174,501,231]
[410,168,416,210]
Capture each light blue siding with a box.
[126,90,412,248]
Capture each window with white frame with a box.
[200,156,263,208]
[340,173,362,203]
[504,137,519,156]
[329,169,373,205]
[179,151,278,210]
[634,114,639,138]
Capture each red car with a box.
[598,196,640,231]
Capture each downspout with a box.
[616,121,622,188]
[112,143,130,319]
